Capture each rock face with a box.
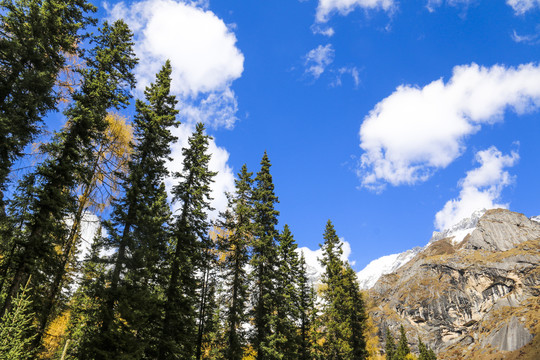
[368,209,540,359]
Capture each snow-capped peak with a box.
[531,215,540,224]
[430,209,485,245]
[356,247,422,290]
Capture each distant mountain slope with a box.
[368,209,540,359]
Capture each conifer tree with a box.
[272,224,300,360]
[250,151,280,360]
[385,328,396,360]
[0,20,137,345]
[318,220,367,360]
[160,122,216,359]
[395,325,410,360]
[0,0,96,208]
[91,61,178,358]
[219,164,254,360]
[298,253,316,360]
[0,278,36,360]
[418,337,436,360]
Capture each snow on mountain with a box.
[356,210,485,290]
[430,209,485,245]
[531,215,540,224]
[356,247,422,290]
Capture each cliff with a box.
[368,209,540,359]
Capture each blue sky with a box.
[83,0,540,269]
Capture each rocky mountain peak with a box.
[368,208,540,359]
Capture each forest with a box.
[0,1,437,359]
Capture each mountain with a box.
[357,209,485,290]
[367,209,540,359]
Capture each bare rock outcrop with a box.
[368,209,540,359]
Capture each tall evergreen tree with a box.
[219,164,254,360]
[318,220,367,360]
[272,224,300,360]
[86,61,178,358]
[0,0,96,209]
[385,328,396,360]
[418,337,436,360]
[0,278,36,360]
[0,20,137,346]
[395,325,410,360]
[160,122,216,359]
[297,253,316,360]
[250,151,280,360]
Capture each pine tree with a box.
[272,224,300,360]
[318,220,367,360]
[418,337,436,360]
[90,61,178,358]
[219,164,254,360]
[59,228,107,360]
[0,0,96,209]
[250,151,280,360]
[385,328,396,360]
[297,253,316,360]
[395,325,410,360]
[160,122,216,359]
[0,278,36,360]
[0,20,137,347]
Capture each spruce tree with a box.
[219,164,254,360]
[160,122,216,359]
[92,61,178,358]
[0,20,137,346]
[0,0,96,208]
[418,337,436,360]
[272,224,300,360]
[318,220,367,360]
[395,325,410,360]
[298,253,316,360]
[0,278,36,360]
[250,151,280,360]
[385,328,396,360]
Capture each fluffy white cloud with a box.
[165,123,235,220]
[107,0,241,218]
[434,147,519,231]
[107,0,244,96]
[304,44,335,79]
[358,63,540,190]
[507,0,540,14]
[316,0,395,23]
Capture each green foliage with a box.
[385,328,396,360]
[218,164,254,360]
[317,220,367,360]
[0,279,36,360]
[250,151,280,360]
[0,0,96,202]
[418,337,437,360]
[395,325,410,360]
[160,122,216,359]
[298,253,317,360]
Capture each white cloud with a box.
[166,123,235,220]
[311,24,336,37]
[358,63,540,191]
[511,30,540,44]
[107,0,240,218]
[107,0,243,96]
[332,66,360,87]
[316,0,395,23]
[434,147,519,231]
[304,44,335,79]
[507,0,540,14]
